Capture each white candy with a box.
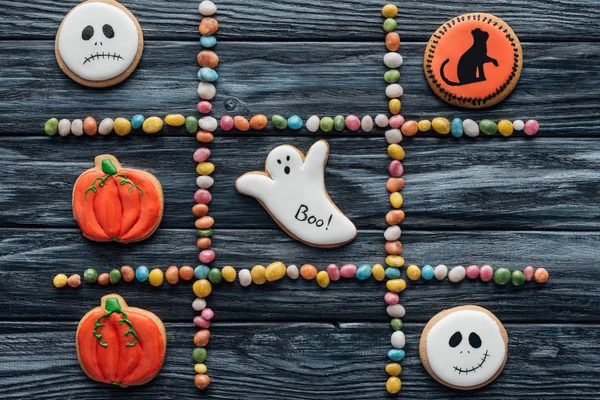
[463,119,479,137]
[239,269,252,287]
[199,116,218,132]
[513,120,525,131]
[71,119,84,136]
[384,52,403,68]
[287,264,299,279]
[98,118,114,135]
[58,119,71,137]
[385,129,402,144]
[198,82,216,100]
[384,225,401,241]
[375,114,389,128]
[387,304,406,318]
[306,115,320,132]
[391,331,405,348]
[385,84,404,99]
[198,0,217,16]
[361,116,374,132]
[192,298,207,311]
[196,176,214,189]
[434,264,448,280]
[448,265,466,283]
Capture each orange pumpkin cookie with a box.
[424,13,522,108]
[72,155,163,243]
[76,294,167,387]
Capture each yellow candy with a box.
[221,266,237,283]
[165,114,185,127]
[265,262,286,282]
[316,270,330,288]
[431,117,450,134]
[406,264,421,281]
[193,279,212,297]
[498,119,514,137]
[113,117,132,136]
[53,274,68,288]
[381,4,398,18]
[148,268,164,287]
[417,120,431,132]
[196,162,215,175]
[251,265,267,285]
[385,362,402,376]
[389,99,401,114]
[386,255,405,268]
[194,363,207,374]
[390,192,403,209]
[386,377,401,394]
[386,278,406,293]
[372,264,385,281]
[387,144,405,160]
[142,116,163,134]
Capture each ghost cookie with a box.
[55,0,144,87]
[236,140,357,248]
[420,305,508,390]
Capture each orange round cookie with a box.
[424,13,522,108]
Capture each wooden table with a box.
[1,0,599,398]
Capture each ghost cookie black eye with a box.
[448,331,462,348]
[81,25,94,41]
[286,155,290,161]
[469,332,482,348]
[277,159,282,164]
[103,24,115,39]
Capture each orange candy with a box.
[196,130,214,143]
[195,216,214,229]
[249,115,268,130]
[199,17,218,35]
[234,116,250,131]
[300,264,318,280]
[386,178,404,192]
[401,120,418,136]
[196,237,212,249]
[121,265,135,282]
[192,204,209,217]
[386,32,400,51]
[194,374,211,390]
[386,210,405,225]
[179,266,195,281]
[197,50,219,69]
[534,268,549,283]
[83,117,97,136]
[194,329,211,347]
[166,266,179,285]
[97,273,110,285]
[385,241,403,255]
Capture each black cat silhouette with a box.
[440,28,498,86]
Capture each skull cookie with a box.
[55,0,143,87]
[420,305,508,390]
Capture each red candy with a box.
[220,116,234,131]
[199,249,215,264]
[194,316,211,328]
[384,292,399,305]
[345,115,361,131]
[197,101,213,114]
[201,308,214,321]
[194,148,211,163]
[326,264,340,281]
[524,266,534,281]
[389,115,405,129]
[340,264,357,278]
[466,265,480,279]
[388,160,403,177]
[479,265,494,282]
[194,189,212,204]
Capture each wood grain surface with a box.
[0,0,599,399]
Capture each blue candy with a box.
[388,349,405,362]
[195,264,210,279]
[200,35,217,48]
[385,267,401,279]
[356,264,372,280]
[421,264,434,280]
[131,114,145,129]
[451,117,463,138]
[287,115,303,130]
[135,266,149,282]
[198,67,218,82]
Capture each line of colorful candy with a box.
[219,114,392,132]
[382,4,403,395]
[52,265,196,288]
[404,264,549,285]
[399,117,540,137]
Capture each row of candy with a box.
[53,265,197,288]
[405,264,550,285]
[398,117,540,137]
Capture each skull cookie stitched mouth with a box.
[453,349,490,375]
[83,52,125,65]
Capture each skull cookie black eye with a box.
[449,331,462,348]
[469,332,482,348]
[81,25,94,41]
[103,24,115,39]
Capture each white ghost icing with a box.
[426,309,507,388]
[57,2,139,81]
[236,140,357,247]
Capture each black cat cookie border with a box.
[424,13,522,109]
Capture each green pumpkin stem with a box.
[84,159,144,200]
[93,297,139,348]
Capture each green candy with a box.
[271,115,287,130]
[319,117,334,132]
[390,318,403,331]
[44,118,58,136]
[383,18,397,32]
[479,119,498,135]
[192,347,207,363]
[197,229,214,237]
[185,116,198,134]
[384,69,400,84]
[511,270,526,286]
[109,268,122,284]
[494,268,511,285]
[333,115,346,131]
[208,267,222,284]
[83,268,98,284]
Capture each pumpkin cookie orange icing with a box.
[72,154,164,243]
[76,294,167,387]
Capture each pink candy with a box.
[194,316,211,328]
[523,119,539,136]
[326,264,340,281]
[480,265,493,282]
[197,101,213,114]
[389,115,405,129]
[389,160,403,177]
[384,292,399,305]
[194,189,212,204]
[340,264,357,278]
[194,147,211,162]
[345,115,361,131]
[466,265,480,279]
[201,308,214,321]
[524,266,534,281]
[199,250,215,263]
[220,116,234,131]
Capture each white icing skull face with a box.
[265,145,303,181]
[425,309,507,388]
[57,2,140,81]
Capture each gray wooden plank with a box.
[0,321,598,399]
[0,0,597,41]
[0,41,598,136]
[0,229,598,322]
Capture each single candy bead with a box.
[148,268,164,287]
[197,237,212,249]
[386,363,402,377]
[142,116,163,134]
[98,273,110,285]
[340,264,357,278]
[195,265,210,279]
[198,67,218,82]
[383,18,397,32]
[389,99,401,115]
[316,271,330,288]
[192,298,207,311]
[386,84,403,99]
[386,210,405,225]
[385,241,402,255]
[194,329,210,346]
[165,114,185,127]
[498,120,514,137]
[194,189,212,204]
[166,266,179,285]
[388,160,403,177]
[448,266,466,283]
[391,331,405,348]
[384,69,400,84]
[196,131,214,143]
[384,52,403,68]
[44,118,59,136]
[406,264,421,280]
[431,117,450,134]
[53,274,68,288]
[401,120,418,136]
[385,32,400,52]
[136,266,149,282]
[494,267,511,285]
[524,120,540,136]
[199,17,219,35]
[512,270,526,286]
[265,261,286,282]
[326,264,340,281]
[131,114,144,129]
[480,265,494,282]
[463,118,479,137]
[194,363,208,374]
[345,115,360,131]
[220,115,234,131]
[382,3,398,17]
[287,115,303,130]
[250,114,268,130]
[524,266,534,281]
[83,117,97,136]
[389,114,404,129]
[386,279,406,293]
[114,117,132,136]
[198,0,217,16]
[387,144,405,160]
[385,267,400,279]
[390,318,403,330]
[109,268,122,284]
[71,119,84,136]
[201,308,214,321]
[451,118,463,137]
[193,347,207,363]
[193,203,209,217]
[385,129,402,144]
[67,274,81,288]
[361,115,374,132]
[386,377,402,394]
[193,317,211,330]
[418,120,431,132]
[387,349,405,362]
[300,264,318,280]
[197,101,213,114]
[83,268,98,284]
[58,119,71,136]
[386,178,404,192]
[199,116,218,132]
[194,374,211,390]
[356,264,372,280]
[200,250,216,264]
[434,264,448,280]
[180,266,195,281]
[372,264,385,281]
[479,119,498,135]
[239,269,252,287]
[421,265,434,280]
[197,82,216,100]
[207,267,222,283]
[306,115,320,132]
[390,192,403,208]
[513,120,525,131]
[194,148,211,163]
[386,255,404,267]
[320,117,334,132]
[251,265,267,284]
[272,115,287,129]
[466,265,480,279]
[384,292,399,305]
[287,264,300,279]
[200,35,217,48]
[534,267,549,283]
[375,114,389,128]
[387,304,405,318]
[193,279,212,297]
[221,266,237,283]
[121,265,135,282]
[333,115,346,131]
